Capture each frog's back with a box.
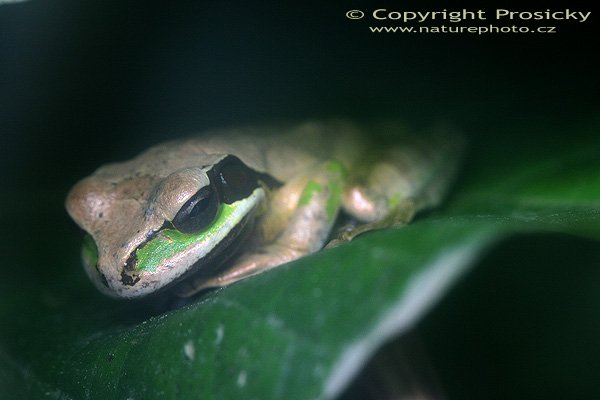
[91,120,363,184]
[186,120,365,181]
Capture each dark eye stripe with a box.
[208,155,281,204]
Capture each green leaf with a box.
[1,119,599,399]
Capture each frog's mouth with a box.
[119,188,264,296]
[173,208,257,290]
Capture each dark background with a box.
[1,1,598,399]
[1,0,597,196]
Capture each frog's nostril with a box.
[120,270,141,287]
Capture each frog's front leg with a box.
[176,161,346,296]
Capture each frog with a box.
[66,120,464,299]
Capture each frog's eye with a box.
[172,185,219,233]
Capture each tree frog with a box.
[66,120,464,299]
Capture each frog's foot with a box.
[336,131,464,246]
[340,129,463,238]
[327,190,416,247]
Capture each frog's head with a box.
[66,150,269,299]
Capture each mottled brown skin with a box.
[66,120,464,298]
